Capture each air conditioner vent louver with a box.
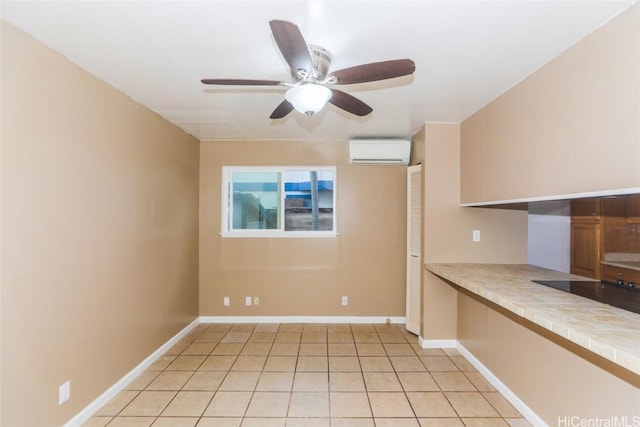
[349,139,411,165]
[351,159,406,164]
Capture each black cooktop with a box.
[532,280,640,314]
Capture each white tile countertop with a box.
[601,260,640,272]
[602,253,640,272]
[425,263,640,375]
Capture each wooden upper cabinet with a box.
[570,194,640,279]
[627,194,640,219]
[601,197,627,218]
[569,196,632,218]
[571,198,600,218]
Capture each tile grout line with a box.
[90,323,530,426]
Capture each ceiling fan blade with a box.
[331,59,416,85]
[201,78,284,86]
[329,89,373,116]
[270,100,295,119]
[269,20,313,74]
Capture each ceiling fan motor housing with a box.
[201,20,415,119]
[306,45,332,82]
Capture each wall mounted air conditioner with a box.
[349,139,411,165]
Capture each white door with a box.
[406,165,422,335]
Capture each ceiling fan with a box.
[201,20,416,119]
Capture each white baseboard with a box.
[66,316,545,427]
[65,315,404,425]
[63,318,200,427]
[456,343,547,427]
[199,316,406,324]
[419,336,457,348]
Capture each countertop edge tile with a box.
[425,263,640,375]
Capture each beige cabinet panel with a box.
[459,117,484,204]
[460,4,640,204]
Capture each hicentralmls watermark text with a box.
[558,416,640,427]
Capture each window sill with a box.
[220,231,338,238]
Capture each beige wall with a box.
[199,140,407,317]
[460,3,640,204]
[458,291,640,422]
[1,22,200,426]
[419,123,528,339]
[453,6,640,418]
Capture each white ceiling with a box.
[1,0,635,141]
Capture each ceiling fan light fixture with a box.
[285,83,332,117]
[201,20,415,119]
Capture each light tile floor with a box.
[83,323,532,427]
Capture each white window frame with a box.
[221,166,337,238]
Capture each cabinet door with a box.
[627,194,640,219]
[601,264,640,285]
[571,198,600,217]
[601,197,627,217]
[570,223,601,279]
[406,165,422,335]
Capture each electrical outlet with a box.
[341,296,348,306]
[254,297,260,305]
[386,318,391,325]
[223,297,230,307]
[473,230,481,242]
[59,381,70,405]
[245,296,252,306]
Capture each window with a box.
[222,166,336,237]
